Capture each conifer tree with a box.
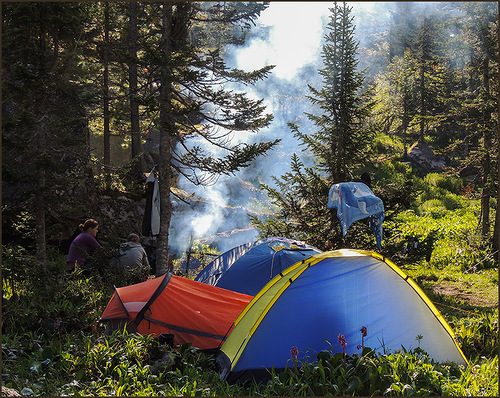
[2,3,94,268]
[127,0,143,176]
[377,49,420,159]
[414,15,449,144]
[388,2,417,61]
[103,0,111,187]
[495,3,500,262]
[451,3,497,240]
[295,2,374,183]
[154,2,279,273]
[254,2,374,250]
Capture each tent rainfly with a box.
[195,237,321,296]
[100,274,253,350]
[217,249,468,381]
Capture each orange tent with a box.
[100,274,253,350]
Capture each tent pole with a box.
[185,233,194,277]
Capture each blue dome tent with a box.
[217,249,468,381]
[194,237,321,296]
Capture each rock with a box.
[151,351,175,374]
[20,388,33,396]
[408,140,445,172]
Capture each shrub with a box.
[420,199,447,216]
[3,321,497,396]
[373,133,404,155]
[442,356,498,396]
[383,206,483,270]
[452,312,499,359]
[2,247,111,335]
[424,173,464,194]
[58,329,244,396]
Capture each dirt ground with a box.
[431,283,498,309]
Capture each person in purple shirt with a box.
[67,219,102,272]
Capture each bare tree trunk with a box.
[402,108,409,160]
[0,3,2,256]
[494,2,500,263]
[156,2,174,275]
[35,178,47,271]
[103,0,111,188]
[128,0,143,176]
[480,150,491,239]
[35,115,47,271]
[36,5,47,271]
[418,59,425,142]
[481,57,491,239]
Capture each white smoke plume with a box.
[169,2,404,254]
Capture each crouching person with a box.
[115,233,150,284]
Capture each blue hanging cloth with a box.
[327,182,384,249]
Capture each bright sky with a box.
[233,2,377,80]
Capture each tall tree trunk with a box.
[35,159,47,271]
[494,2,500,263]
[480,57,491,239]
[402,106,409,160]
[156,2,174,275]
[128,0,143,176]
[103,0,111,188]
[418,59,425,142]
[0,3,2,255]
[36,5,47,271]
[35,124,47,271]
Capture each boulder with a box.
[408,140,445,172]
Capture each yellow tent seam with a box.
[229,255,326,368]
[231,264,311,368]
[233,255,319,325]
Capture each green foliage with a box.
[3,327,246,396]
[452,312,499,359]
[374,49,419,155]
[4,325,497,396]
[60,329,160,395]
[442,356,498,397]
[252,154,343,251]
[2,245,110,335]
[373,133,405,155]
[385,207,484,269]
[2,2,95,243]
[251,346,497,397]
[424,172,464,193]
[381,170,492,272]
[368,159,419,214]
[172,242,220,278]
[415,177,468,213]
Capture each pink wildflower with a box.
[338,334,347,354]
[290,345,299,360]
[360,326,367,351]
